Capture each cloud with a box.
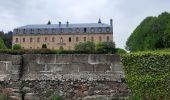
[0,0,170,48]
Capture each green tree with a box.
[75,41,95,52]
[96,41,115,53]
[42,44,47,49]
[1,31,12,49]
[0,37,7,49]
[13,44,21,50]
[126,12,170,52]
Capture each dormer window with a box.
[76,28,80,33]
[45,28,48,33]
[98,28,102,32]
[23,29,26,34]
[84,28,87,33]
[91,28,95,33]
[52,28,55,33]
[106,27,111,32]
[60,28,64,33]
[69,28,72,33]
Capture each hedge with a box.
[121,52,170,100]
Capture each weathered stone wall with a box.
[0,54,129,100]
[0,54,21,81]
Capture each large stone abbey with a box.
[12,19,113,50]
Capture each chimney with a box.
[110,19,113,26]
[98,18,101,23]
[66,21,69,27]
[59,22,61,27]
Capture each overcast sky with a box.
[0,0,170,49]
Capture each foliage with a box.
[13,44,21,50]
[115,48,127,55]
[0,94,9,100]
[122,52,170,100]
[42,44,47,49]
[48,95,64,100]
[0,31,12,49]
[0,38,7,49]
[75,41,95,52]
[126,12,170,52]
[96,41,116,54]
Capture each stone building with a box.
[12,19,113,50]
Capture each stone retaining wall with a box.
[0,54,129,99]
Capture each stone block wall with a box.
[0,54,129,100]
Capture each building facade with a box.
[12,19,113,50]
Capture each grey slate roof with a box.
[14,23,113,34]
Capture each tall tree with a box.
[126,12,170,52]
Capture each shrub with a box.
[96,41,115,53]
[48,95,64,100]
[42,44,47,49]
[13,44,21,50]
[115,48,127,55]
[0,38,7,49]
[75,41,95,52]
[122,52,170,100]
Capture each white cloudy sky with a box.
[0,0,170,48]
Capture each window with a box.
[107,36,110,41]
[37,37,40,42]
[16,38,18,42]
[52,37,55,42]
[69,37,71,42]
[98,28,102,32]
[99,36,102,41]
[69,28,72,33]
[76,28,80,33]
[30,38,33,42]
[23,29,26,34]
[60,28,64,33]
[45,37,47,42]
[23,38,25,42]
[91,37,94,42]
[76,37,79,42]
[84,28,87,33]
[91,28,95,33]
[52,28,55,33]
[84,37,86,42]
[106,27,111,32]
[60,37,63,43]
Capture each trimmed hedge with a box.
[122,52,170,100]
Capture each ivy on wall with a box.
[122,52,170,100]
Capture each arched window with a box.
[99,36,102,41]
[76,37,79,42]
[69,37,71,42]
[23,38,25,42]
[60,37,63,43]
[52,37,55,42]
[16,38,18,42]
[30,38,33,42]
[84,37,86,42]
[45,37,47,42]
[91,37,94,42]
[107,36,110,41]
[37,37,40,42]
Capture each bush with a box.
[96,41,115,54]
[122,52,170,100]
[0,38,7,49]
[115,48,127,55]
[13,44,21,50]
[75,41,95,52]
[42,44,47,49]
[48,95,64,100]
